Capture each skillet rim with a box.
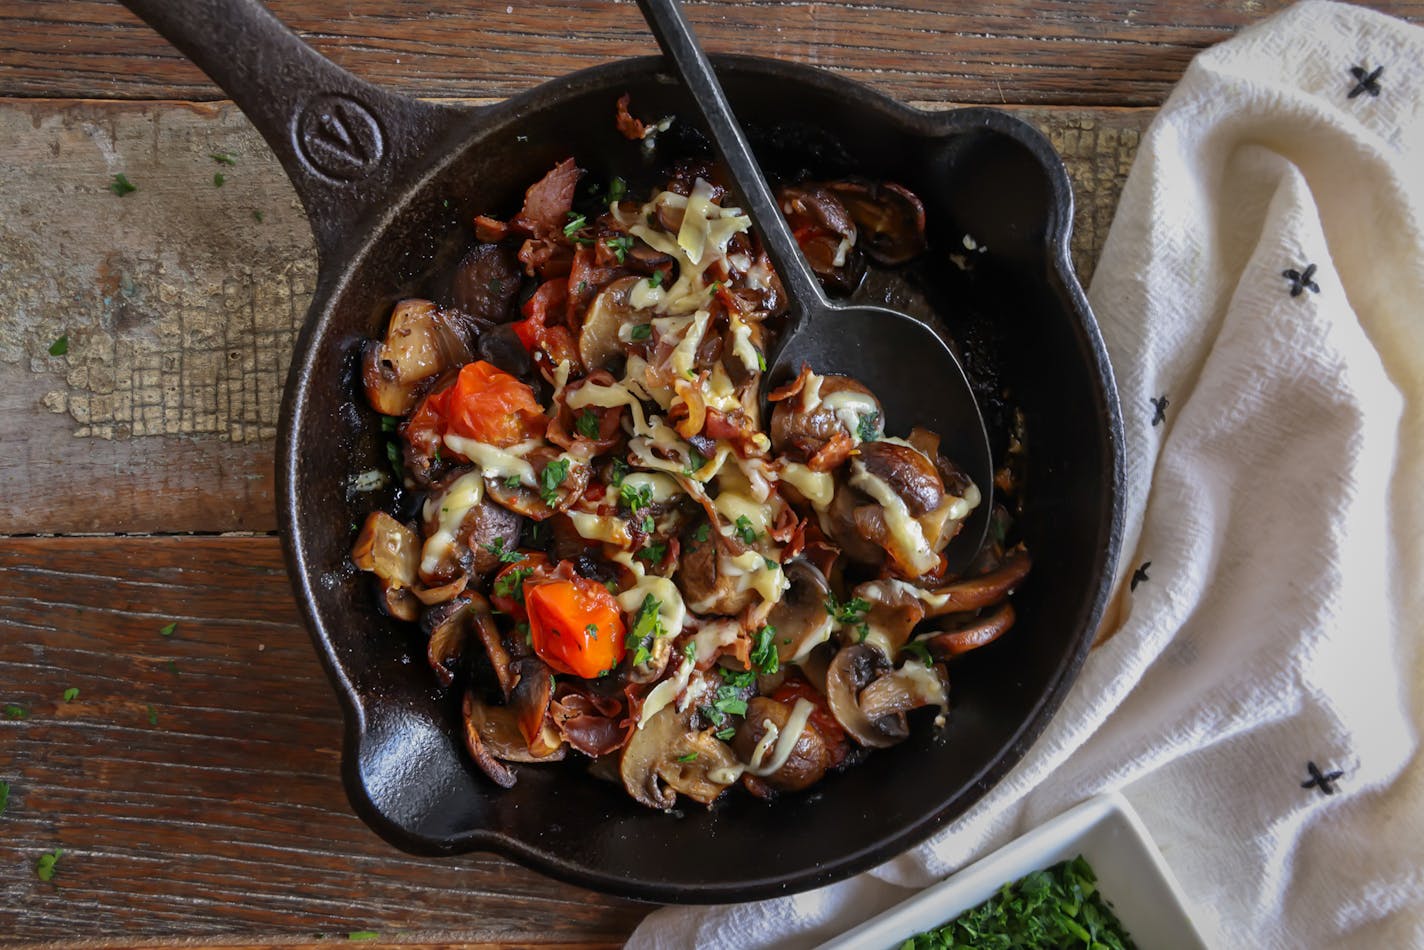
[277,52,1126,904]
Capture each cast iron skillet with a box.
[121,0,1125,904]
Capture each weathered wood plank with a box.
[3,0,1421,106]
[0,98,1147,535]
[0,536,651,944]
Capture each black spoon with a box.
[635,0,993,569]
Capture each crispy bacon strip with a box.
[513,157,582,237]
[615,93,647,140]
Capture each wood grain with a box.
[0,97,1147,536]
[3,0,1421,106]
[0,536,651,944]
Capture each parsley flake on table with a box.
[48,334,68,357]
[252,209,264,223]
[0,780,10,816]
[62,688,79,703]
[35,848,62,882]
[210,151,237,166]
[213,172,226,187]
[108,173,136,197]
[159,622,177,637]
[146,705,158,726]
[4,704,27,720]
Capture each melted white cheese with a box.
[419,469,484,576]
[849,460,938,576]
[566,510,631,546]
[442,435,540,486]
[777,462,835,511]
[822,388,880,443]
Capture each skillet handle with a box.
[119,0,469,267]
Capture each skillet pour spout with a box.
[118,0,1125,904]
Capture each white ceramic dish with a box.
[818,792,1215,949]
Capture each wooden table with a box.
[2,1,1419,945]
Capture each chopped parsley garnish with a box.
[718,666,756,690]
[574,279,588,295]
[856,411,883,443]
[629,323,653,342]
[619,481,653,515]
[675,752,698,763]
[608,176,627,205]
[903,855,1134,950]
[252,209,264,223]
[606,235,634,263]
[160,622,177,637]
[902,641,935,667]
[709,667,753,719]
[517,621,532,645]
[647,269,664,289]
[213,172,226,188]
[684,445,707,476]
[483,538,523,564]
[574,409,601,440]
[385,441,401,472]
[562,212,587,238]
[683,641,698,664]
[609,458,629,486]
[4,704,27,720]
[379,415,397,432]
[210,151,237,166]
[504,474,522,489]
[585,623,600,642]
[756,349,767,372]
[751,625,779,675]
[109,173,136,197]
[35,848,62,882]
[692,522,711,543]
[0,780,9,815]
[708,280,723,297]
[48,335,68,357]
[62,688,79,703]
[826,594,872,641]
[715,726,736,741]
[733,515,759,544]
[539,458,570,505]
[763,556,778,571]
[625,594,666,667]
[494,567,534,601]
[637,541,667,564]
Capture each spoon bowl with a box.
[637,0,993,568]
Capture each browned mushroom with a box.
[825,643,906,748]
[509,656,562,758]
[469,594,518,698]
[777,184,864,292]
[462,690,569,789]
[921,602,1017,659]
[422,594,472,687]
[450,242,521,323]
[675,526,759,617]
[769,373,882,468]
[362,299,473,417]
[824,180,927,265]
[484,447,590,520]
[577,275,645,372]
[419,470,524,587]
[765,559,836,663]
[732,696,830,793]
[856,659,948,724]
[619,706,740,809]
[351,511,422,621]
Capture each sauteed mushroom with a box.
[732,696,830,793]
[422,594,472,687]
[620,706,739,809]
[362,299,474,417]
[765,559,836,662]
[578,275,645,371]
[824,180,927,265]
[769,372,882,469]
[450,242,521,323]
[462,690,568,790]
[485,447,590,520]
[352,511,422,621]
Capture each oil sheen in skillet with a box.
[350,96,1033,810]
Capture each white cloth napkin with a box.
[627,1,1424,946]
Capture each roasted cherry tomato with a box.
[436,360,547,448]
[488,552,551,621]
[525,577,626,679]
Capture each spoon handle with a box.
[635,0,830,311]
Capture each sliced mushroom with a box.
[485,447,591,521]
[857,660,948,722]
[620,706,740,809]
[825,644,906,748]
[362,299,473,417]
[766,559,835,663]
[777,184,863,292]
[422,594,472,688]
[675,528,759,617]
[824,180,927,265]
[921,602,1016,658]
[824,481,889,567]
[510,656,563,758]
[856,441,945,517]
[462,690,569,790]
[450,242,521,323]
[420,473,525,586]
[469,593,518,698]
[769,373,881,468]
[917,545,1033,617]
[352,511,422,621]
[732,696,830,793]
[578,276,645,372]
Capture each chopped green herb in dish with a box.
[900,856,1135,950]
